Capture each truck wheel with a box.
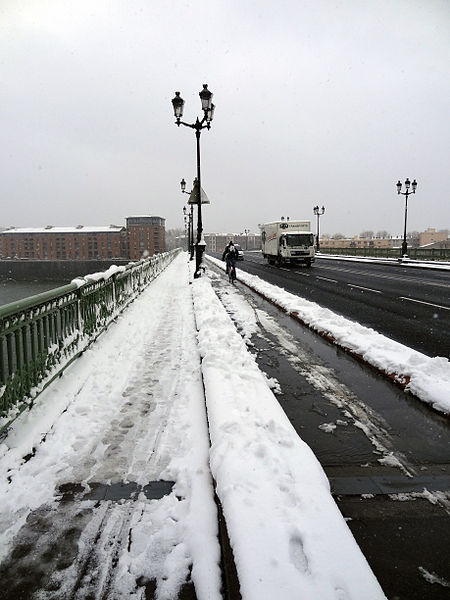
[305,259,312,267]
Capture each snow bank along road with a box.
[0,253,389,600]
[228,250,450,359]
[207,255,449,415]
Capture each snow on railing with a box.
[0,249,180,432]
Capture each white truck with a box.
[260,220,315,267]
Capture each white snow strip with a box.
[316,254,450,270]
[418,566,450,587]
[191,267,386,600]
[207,255,450,415]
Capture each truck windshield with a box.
[285,234,314,247]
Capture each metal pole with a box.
[190,206,194,259]
[402,193,408,256]
[194,125,203,278]
[316,213,320,252]
[188,212,191,255]
[187,215,190,253]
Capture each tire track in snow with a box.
[209,270,415,478]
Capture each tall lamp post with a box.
[313,205,325,252]
[396,178,417,257]
[181,179,195,260]
[172,85,215,278]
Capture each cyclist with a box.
[222,241,238,282]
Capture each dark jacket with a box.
[222,244,238,262]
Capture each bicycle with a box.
[228,264,236,284]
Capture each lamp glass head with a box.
[206,103,215,123]
[172,92,184,118]
[199,84,213,111]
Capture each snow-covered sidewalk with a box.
[0,253,221,599]
[0,253,386,599]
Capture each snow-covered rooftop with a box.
[3,225,125,234]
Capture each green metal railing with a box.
[319,247,450,261]
[0,250,180,430]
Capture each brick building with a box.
[126,216,165,260]
[320,228,449,249]
[320,236,394,249]
[419,228,448,247]
[0,216,165,261]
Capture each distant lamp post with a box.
[396,178,418,257]
[172,85,215,278]
[182,205,189,254]
[181,179,195,259]
[244,228,250,250]
[313,205,325,251]
[183,210,188,251]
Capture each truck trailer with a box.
[260,220,315,267]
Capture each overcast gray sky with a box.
[1,0,449,237]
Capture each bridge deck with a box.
[0,254,386,599]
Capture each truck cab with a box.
[279,232,315,265]
[260,220,315,267]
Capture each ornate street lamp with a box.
[181,179,195,259]
[172,84,215,278]
[313,205,325,252]
[396,178,418,257]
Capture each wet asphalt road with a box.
[212,252,450,358]
[209,264,450,600]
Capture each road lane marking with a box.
[348,284,382,294]
[294,271,310,276]
[318,265,449,287]
[317,276,338,283]
[398,297,450,311]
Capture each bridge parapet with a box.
[319,246,450,260]
[0,249,180,432]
